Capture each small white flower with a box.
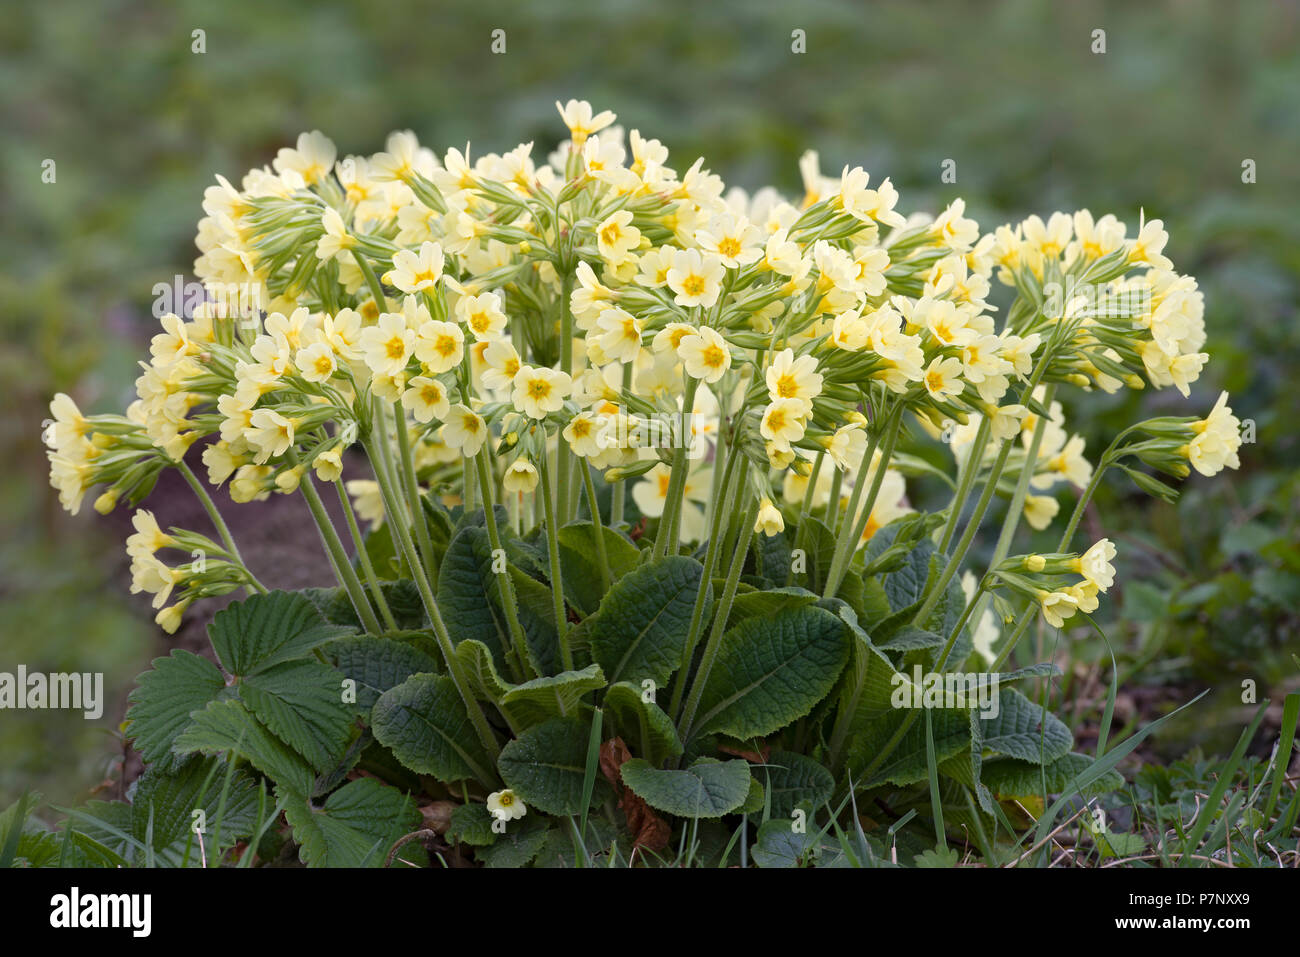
[486,789,527,822]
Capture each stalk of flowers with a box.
[47,100,1244,712]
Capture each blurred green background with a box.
[2,0,1297,806]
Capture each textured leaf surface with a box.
[587,556,708,686]
[846,705,971,788]
[756,750,835,817]
[210,591,352,678]
[283,777,418,867]
[370,673,495,785]
[557,522,640,615]
[500,665,605,726]
[693,605,850,740]
[125,650,226,763]
[476,816,550,868]
[603,682,683,765]
[619,758,751,818]
[497,717,602,815]
[240,660,355,773]
[174,698,315,795]
[981,752,1124,799]
[978,688,1073,764]
[328,635,442,714]
[437,526,510,664]
[726,586,820,626]
[129,756,263,866]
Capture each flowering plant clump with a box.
[45,101,1243,866]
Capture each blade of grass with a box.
[1179,700,1268,865]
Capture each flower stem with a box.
[392,401,437,579]
[823,402,902,598]
[297,469,382,635]
[937,415,991,554]
[537,452,573,670]
[556,270,575,526]
[476,449,533,682]
[580,460,613,595]
[677,492,761,745]
[177,460,261,591]
[334,478,398,632]
[362,435,502,766]
[669,446,744,722]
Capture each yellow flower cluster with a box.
[45,101,1243,639]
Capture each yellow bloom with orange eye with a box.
[511,365,572,420]
[388,241,445,294]
[487,788,527,822]
[594,307,643,364]
[246,409,296,464]
[273,130,336,186]
[126,509,175,561]
[563,411,607,458]
[296,342,337,383]
[765,348,823,413]
[636,247,674,289]
[402,376,450,424]
[695,214,762,269]
[316,208,356,262]
[442,404,488,456]
[677,327,731,384]
[652,322,696,355]
[456,291,508,342]
[922,356,964,400]
[360,312,415,377]
[482,340,523,393]
[596,210,641,264]
[760,398,808,454]
[414,319,464,374]
[666,248,725,309]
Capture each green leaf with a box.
[847,705,971,788]
[447,803,498,847]
[750,818,816,868]
[603,681,683,765]
[500,665,605,726]
[437,526,511,666]
[174,698,316,796]
[979,688,1072,764]
[981,752,1124,799]
[475,816,550,868]
[726,586,820,627]
[328,635,442,715]
[240,660,356,773]
[283,778,418,868]
[619,758,752,819]
[756,750,835,817]
[129,756,263,866]
[125,650,226,764]
[210,591,353,678]
[587,555,709,687]
[455,639,514,703]
[370,673,495,785]
[557,522,640,615]
[497,717,606,816]
[692,605,850,740]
